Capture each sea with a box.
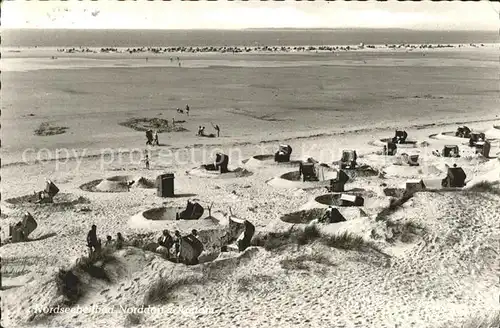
[2,28,498,47]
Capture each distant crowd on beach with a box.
[54,43,488,55]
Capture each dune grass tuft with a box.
[467,181,500,195]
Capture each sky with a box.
[2,0,499,31]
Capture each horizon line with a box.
[2,27,498,32]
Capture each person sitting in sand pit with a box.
[116,232,125,250]
[173,230,182,262]
[126,180,135,191]
[185,229,203,265]
[156,230,174,258]
[87,224,99,257]
[105,235,113,247]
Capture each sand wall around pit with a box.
[280,207,367,224]
[373,138,418,148]
[129,209,226,231]
[186,167,253,179]
[80,175,156,192]
[4,193,90,209]
[242,154,302,168]
[266,169,339,189]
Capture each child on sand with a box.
[153,130,159,146]
[144,155,150,170]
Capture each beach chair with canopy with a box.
[441,166,467,188]
[36,179,60,204]
[475,140,491,157]
[394,130,408,144]
[387,141,397,156]
[177,200,204,220]
[455,126,471,138]
[274,144,293,162]
[299,162,318,182]
[328,170,350,192]
[405,179,426,194]
[469,132,485,147]
[340,150,357,169]
[179,235,204,265]
[408,154,420,166]
[146,130,154,145]
[9,212,38,243]
[443,145,460,158]
[236,220,255,252]
[215,153,229,173]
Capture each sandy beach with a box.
[1,45,499,328]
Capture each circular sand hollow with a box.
[379,138,418,148]
[428,131,468,142]
[242,154,302,167]
[4,193,90,208]
[314,193,367,207]
[280,208,327,224]
[142,207,185,221]
[383,188,407,198]
[267,169,338,189]
[186,167,253,179]
[79,175,156,193]
[339,166,379,179]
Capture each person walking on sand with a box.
[153,130,159,146]
[87,224,99,257]
[185,104,190,116]
[211,123,220,137]
[144,154,150,170]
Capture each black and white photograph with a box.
[1,1,499,327]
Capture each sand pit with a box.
[242,154,302,168]
[186,167,253,179]
[4,193,90,209]
[337,165,379,179]
[266,168,338,189]
[79,175,156,192]
[314,193,366,207]
[383,188,407,198]
[142,207,186,221]
[119,117,187,133]
[280,207,367,224]
[280,208,326,224]
[34,122,69,136]
[428,132,470,143]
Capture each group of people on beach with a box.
[198,123,220,137]
[86,224,203,265]
[177,104,190,116]
[145,129,159,146]
[86,224,126,258]
[156,228,202,264]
